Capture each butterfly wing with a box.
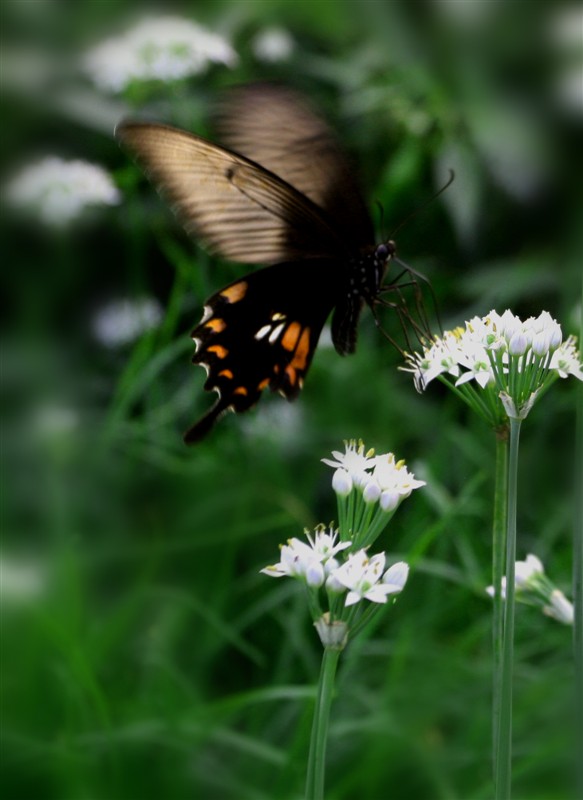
[116,122,345,264]
[185,259,338,443]
[215,83,375,251]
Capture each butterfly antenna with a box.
[388,169,455,242]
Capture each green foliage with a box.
[2,1,580,798]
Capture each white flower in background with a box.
[261,528,351,588]
[241,402,304,448]
[252,28,294,62]
[550,6,583,50]
[6,157,120,226]
[85,15,237,92]
[92,297,163,347]
[402,309,582,424]
[486,553,574,626]
[544,590,574,625]
[550,336,583,380]
[1,556,47,604]
[34,405,79,437]
[331,550,408,607]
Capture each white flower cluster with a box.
[403,310,581,391]
[261,528,409,608]
[252,28,294,62]
[486,553,574,625]
[85,15,237,92]
[322,440,426,513]
[6,157,120,226]
[92,297,163,348]
[402,309,582,421]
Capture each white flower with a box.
[371,454,426,499]
[514,553,544,588]
[92,297,163,347]
[401,332,461,391]
[382,561,409,592]
[331,550,407,607]
[544,590,574,625]
[34,405,79,437]
[252,28,294,62]
[486,553,544,599]
[551,6,583,50]
[550,336,583,380]
[322,439,375,487]
[85,15,237,93]
[1,556,47,604]
[261,528,351,587]
[6,157,120,226]
[486,553,573,626]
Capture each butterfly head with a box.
[374,240,396,264]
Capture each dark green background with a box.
[2,1,581,798]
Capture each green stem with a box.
[575,288,583,798]
[495,417,521,800]
[492,427,509,774]
[305,647,341,800]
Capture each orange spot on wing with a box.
[234,386,248,396]
[218,369,234,379]
[285,365,297,385]
[220,281,248,303]
[281,322,302,352]
[290,328,311,371]
[207,345,228,358]
[258,378,270,391]
[205,318,226,333]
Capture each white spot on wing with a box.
[200,305,213,324]
[255,324,271,340]
[269,323,285,343]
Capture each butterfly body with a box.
[116,84,397,443]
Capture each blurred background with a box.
[2,1,582,798]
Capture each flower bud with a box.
[508,330,528,355]
[332,468,352,496]
[305,561,325,588]
[362,479,381,504]
[380,489,400,512]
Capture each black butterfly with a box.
[116,84,401,444]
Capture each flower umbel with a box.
[85,15,237,93]
[486,553,574,625]
[323,440,426,548]
[401,309,582,426]
[6,157,120,226]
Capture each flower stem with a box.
[575,294,583,798]
[305,646,341,800]
[492,427,509,774]
[495,417,521,799]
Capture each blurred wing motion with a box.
[116,84,388,443]
[115,121,343,264]
[214,83,374,251]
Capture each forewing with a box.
[215,83,375,251]
[184,259,338,443]
[116,122,344,265]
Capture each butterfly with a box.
[116,83,402,444]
